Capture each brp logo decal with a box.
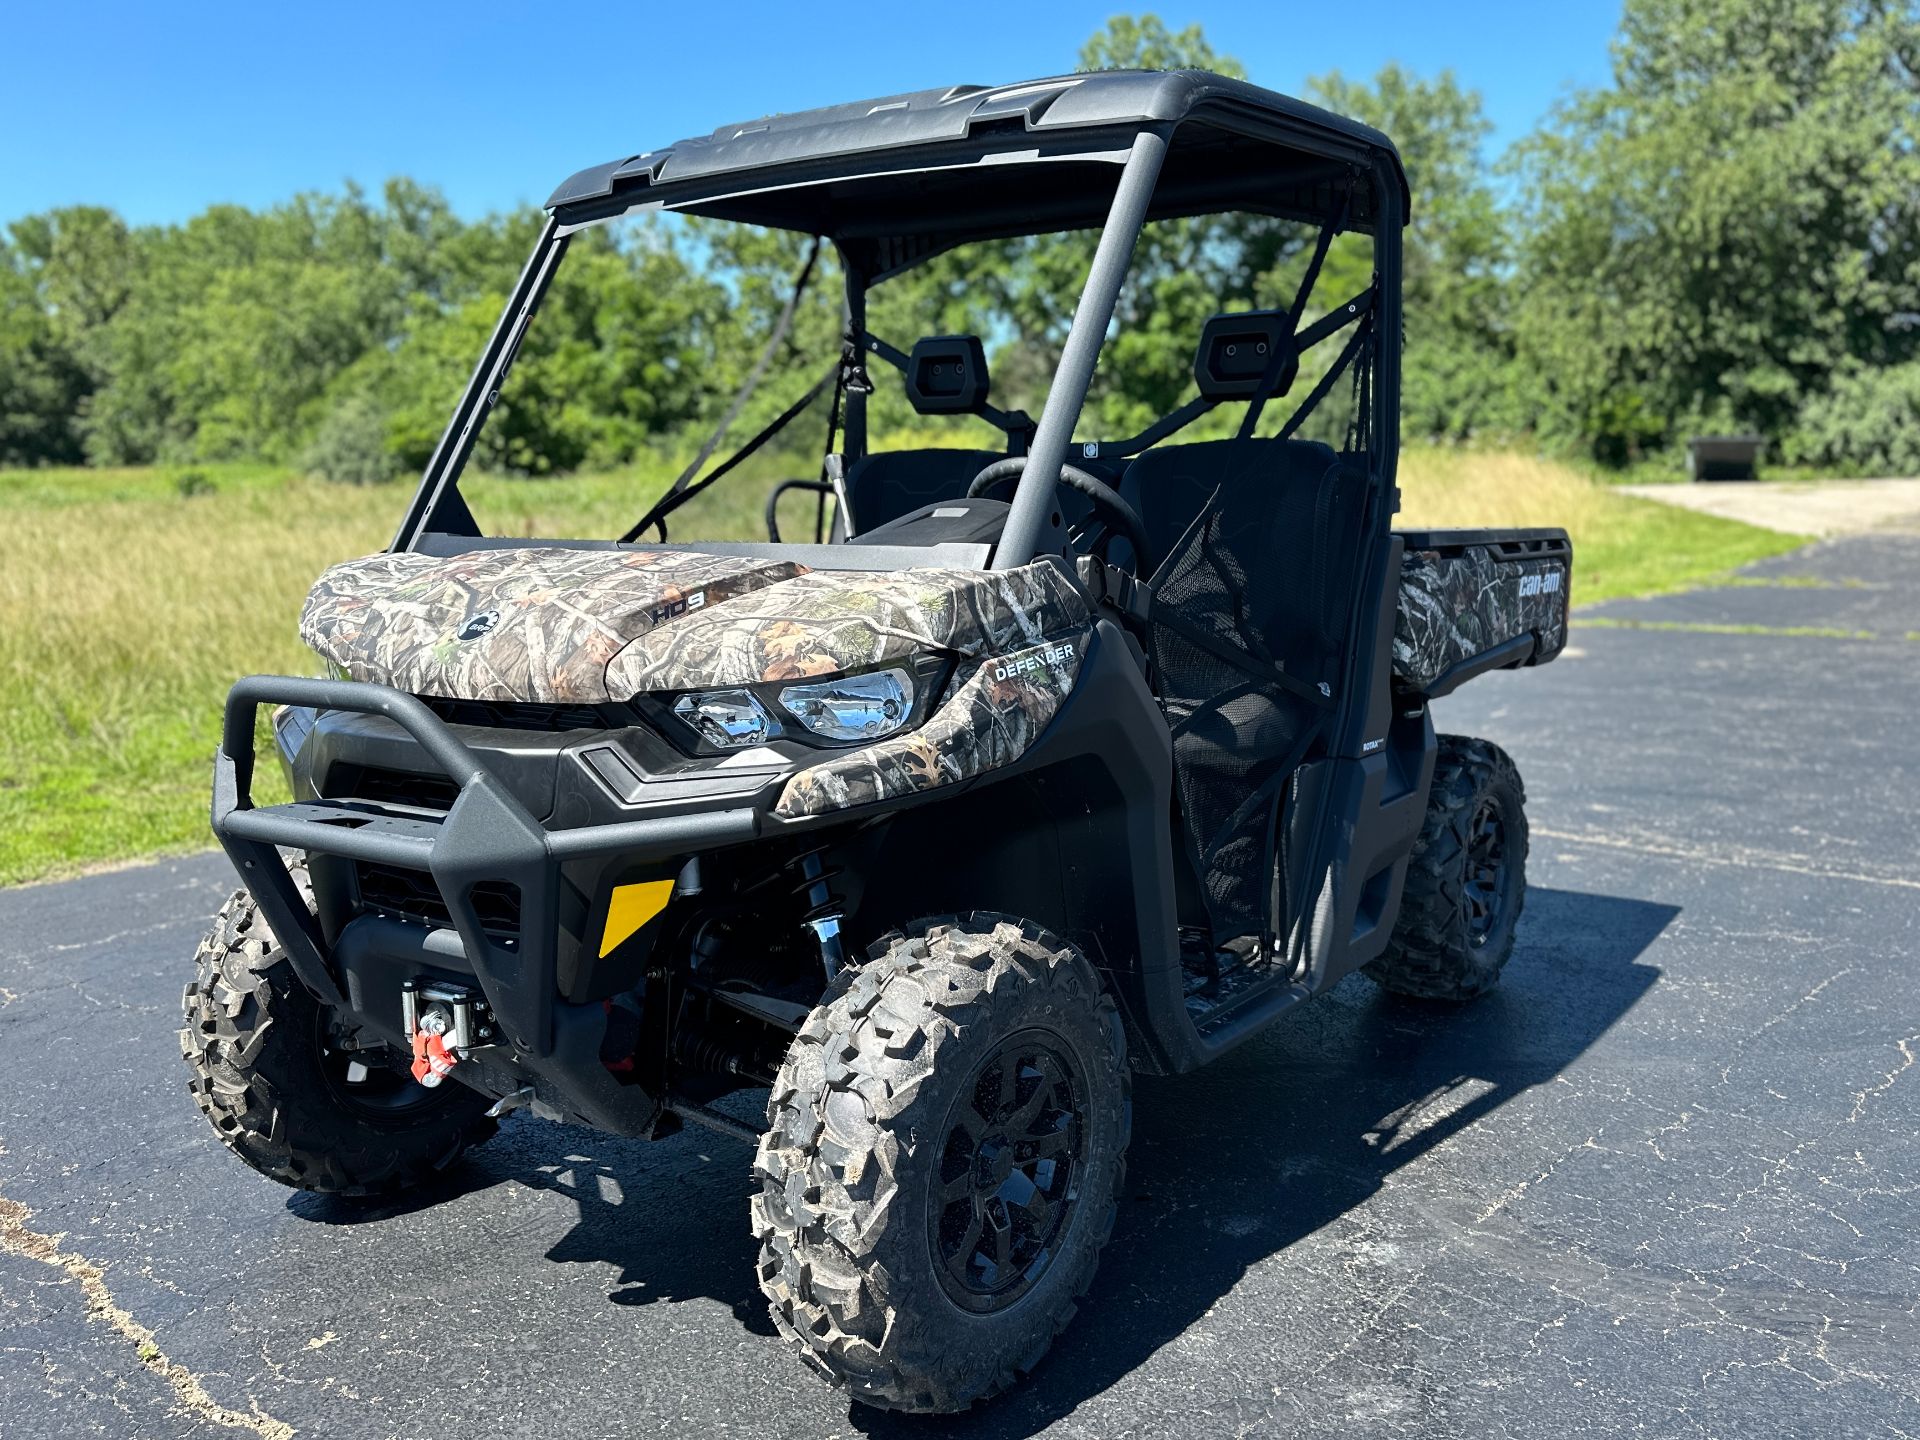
[458,609,501,641]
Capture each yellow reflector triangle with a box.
[600,879,676,958]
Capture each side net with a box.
[1146,436,1370,940]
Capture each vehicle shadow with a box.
[286,886,1671,1426]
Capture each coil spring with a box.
[787,844,848,980]
[787,844,844,924]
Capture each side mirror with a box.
[905,335,991,415]
[1194,311,1298,400]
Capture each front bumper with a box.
[212,677,763,1089]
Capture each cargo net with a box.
[1147,441,1366,941]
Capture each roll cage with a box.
[390,68,1409,573]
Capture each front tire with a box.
[180,869,497,1196]
[753,914,1129,1413]
[1367,734,1529,1000]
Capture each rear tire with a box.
[1367,735,1528,1000]
[180,867,497,1196]
[753,914,1129,1413]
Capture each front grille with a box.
[421,696,629,732]
[354,862,522,938]
[328,764,459,812]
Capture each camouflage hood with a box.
[300,547,1089,705]
[603,562,1089,700]
[300,548,808,703]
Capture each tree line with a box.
[3,2,1916,481]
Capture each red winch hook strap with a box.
[410,1025,459,1088]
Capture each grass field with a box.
[1394,448,1804,601]
[0,449,1799,886]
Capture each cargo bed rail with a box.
[1390,528,1573,696]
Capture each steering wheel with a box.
[966,457,1152,575]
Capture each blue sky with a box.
[1,2,1622,227]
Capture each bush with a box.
[300,395,401,485]
[1786,364,1920,478]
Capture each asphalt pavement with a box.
[2,532,1916,1439]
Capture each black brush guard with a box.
[213,676,761,1059]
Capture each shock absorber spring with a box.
[787,845,847,981]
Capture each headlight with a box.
[672,689,776,749]
[778,667,914,743]
[659,657,944,755]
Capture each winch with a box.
[400,980,496,1086]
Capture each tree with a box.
[1079,14,1231,73]
[3,208,137,464]
[1057,19,1526,446]
[1511,0,1920,465]
[1063,14,1309,437]
[0,234,88,465]
[357,215,732,476]
[1307,66,1525,442]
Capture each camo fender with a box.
[773,629,1089,818]
[604,561,1089,699]
[1393,544,1570,691]
[300,548,807,703]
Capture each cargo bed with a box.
[1391,528,1572,697]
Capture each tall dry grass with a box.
[1398,448,1620,532]
[0,481,387,877]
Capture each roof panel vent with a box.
[610,151,667,188]
[963,76,1083,135]
[968,113,1030,140]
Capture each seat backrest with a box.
[1127,436,1369,941]
[842,449,1003,534]
[1118,438,1339,584]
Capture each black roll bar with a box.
[995,128,1170,569]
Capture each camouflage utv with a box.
[183,70,1571,1413]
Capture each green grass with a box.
[0,459,778,887]
[1395,447,1804,606]
[1712,574,1876,590]
[1570,453,1845,487]
[1561,497,1807,604]
[1577,618,1884,640]
[0,449,1802,886]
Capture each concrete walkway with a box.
[1619,476,1920,536]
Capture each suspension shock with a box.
[788,845,847,981]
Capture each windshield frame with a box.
[390,119,1403,567]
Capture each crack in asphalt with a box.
[1533,825,1920,892]
[1848,1037,1918,1126]
[1474,1133,1606,1222]
[0,1191,295,1439]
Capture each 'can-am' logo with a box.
[458,609,501,640]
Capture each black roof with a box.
[546,70,1409,258]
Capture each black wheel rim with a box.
[1463,797,1510,946]
[930,1029,1086,1314]
[315,1016,444,1123]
